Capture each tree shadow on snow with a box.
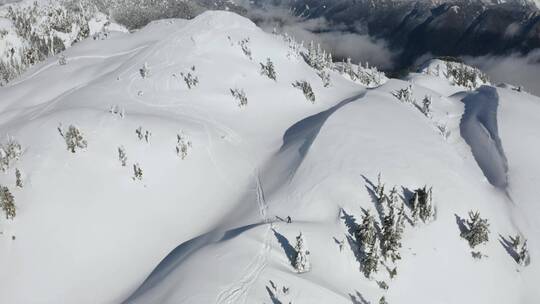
[340,208,366,267]
[265,285,283,304]
[499,234,520,263]
[360,175,385,232]
[349,291,371,304]
[455,214,469,236]
[273,229,296,267]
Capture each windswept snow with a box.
[0,10,539,304]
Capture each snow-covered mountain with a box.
[0,10,539,304]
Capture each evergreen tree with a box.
[139,62,150,78]
[176,131,192,160]
[0,138,22,172]
[0,185,16,219]
[230,88,248,107]
[461,211,490,248]
[361,240,379,278]
[381,206,402,262]
[317,70,331,88]
[517,240,530,266]
[292,80,315,103]
[132,163,143,181]
[410,186,434,224]
[422,95,432,117]
[294,232,311,273]
[118,146,127,167]
[15,168,23,188]
[60,124,87,153]
[260,58,277,81]
[180,65,199,89]
[357,210,377,249]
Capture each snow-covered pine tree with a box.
[393,85,414,103]
[15,168,23,188]
[361,240,379,278]
[118,146,127,167]
[317,70,331,87]
[260,58,277,81]
[375,173,385,204]
[379,296,388,304]
[132,163,143,181]
[136,127,144,140]
[0,185,16,219]
[421,95,432,117]
[294,232,311,273]
[357,210,381,277]
[176,131,192,160]
[139,62,150,78]
[345,58,356,81]
[410,186,435,224]
[60,124,88,153]
[144,130,151,143]
[381,206,403,262]
[292,80,315,103]
[461,211,490,248]
[517,240,530,266]
[357,210,377,249]
[238,38,252,60]
[0,138,22,172]
[230,88,248,107]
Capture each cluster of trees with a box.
[238,38,252,60]
[339,59,384,87]
[304,41,333,71]
[180,66,199,89]
[1,0,103,85]
[230,88,248,107]
[58,124,88,153]
[109,105,125,119]
[176,131,192,160]
[292,80,315,103]
[260,58,277,81]
[444,61,489,90]
[355,174,437,280]
[392,85,415,104]
[135,126,151,143]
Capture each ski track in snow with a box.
[215,172,273,304]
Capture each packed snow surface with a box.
[0,10,539,304]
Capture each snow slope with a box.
[0,10,539,304]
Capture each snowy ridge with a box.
[0,10,539,304]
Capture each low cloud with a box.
[464,50,540,97]
[244,2,397,69]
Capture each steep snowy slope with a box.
[0,10,539,304]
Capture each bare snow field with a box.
[0,10,539,304]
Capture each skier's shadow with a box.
[273,229,296,267]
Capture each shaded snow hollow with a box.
[0,10,539,304]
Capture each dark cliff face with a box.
[249,0,540,68]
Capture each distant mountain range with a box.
[248,0,540,68]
